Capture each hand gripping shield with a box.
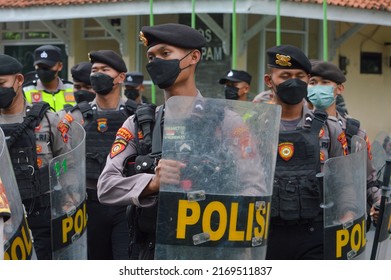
[0,128,37,260]
[49,121,87,260]
[323,135,367,260]
[155,96,281,260]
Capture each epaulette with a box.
[61,79,74,85]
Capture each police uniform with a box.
[97,24,265,260]
[23,45,75,111]
[310,61,381,218]
[0,54,72,260]
[265,45,347,260]
[62,50,132,260]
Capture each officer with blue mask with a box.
[219,69,252,101]
[309,60,381,229]
[264,45,347,260]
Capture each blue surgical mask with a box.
[307,85,335,110]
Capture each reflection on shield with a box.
[155,96,281,260]
[49,121,87,260]
[323,135,367,260]
[0,128,37,260]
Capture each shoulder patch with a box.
[57,120,70,143]
[116,127,134,142]
[337,131,348,156]
[110,139,128,159]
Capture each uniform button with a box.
[309,226,314,232]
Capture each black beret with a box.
[89,50,127,73]
[71,61,92,85]
[124,72,144,86]
[310,60,346,84]
[0,54,23,75]
[34,45,62,67]
[139,23,206,51]
[219,69,252,85]
[266,44,311,74]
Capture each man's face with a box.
[35,61,62,73]
[0,74,18,89]
[73,81,93,93]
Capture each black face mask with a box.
[73,90,95,103]
[36,68,57,83]
[146,51,193,89]
[124,89,140,101]
[224,85,240,100]
[90,73,115,96]
[275,78,308,105]
[0,86,16,109]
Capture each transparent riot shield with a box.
[323,135,367,260]
[372,131,391,181]
[49,121,87,260]
[0,128,37,260]
[155,96,281,260]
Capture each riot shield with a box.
[0,128,37,260]
[155,96,281,260]
[323,135,367,260]
[49,121,87,260]
[372,131,391,181]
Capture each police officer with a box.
[307,60,381,226]
[97,23,263,260]
[0,178,11,260]
[0,54,72,259]
[219,69,252,101]
[71,61,96,103]
[124,71,147,104]
[23,45,75,111]
[264,45,346,260]
[61,50,134,260]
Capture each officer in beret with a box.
[23,45,75,111]
[71,61,95,103]
[61,50,135,260]
[0,54,72,259]
[264,45,347,260]
[219,69,252,101]
[98,23,263,260]
[124,71,146,104]
[308,60,381,228]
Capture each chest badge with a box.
[97,118,108,133]
[278,142,294,161]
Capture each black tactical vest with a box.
[80,103,135,180]
[1,103,50,201]
[271,112,327,221]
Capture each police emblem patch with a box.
[110,139,127,158]
[319,128,325,138]
[278,142,294,161]
[97,118,108,133]
[57,120,70,143]
[36,145,42,153]
[37,157,43,168]
[337,131,348,156]
[275,54,292,67]
[32,92,42,102]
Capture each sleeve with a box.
[97,116,156,207]
[325,120,360,215]
[50,112,73,157]
[222,109,266,195]
[358,129,381,205]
